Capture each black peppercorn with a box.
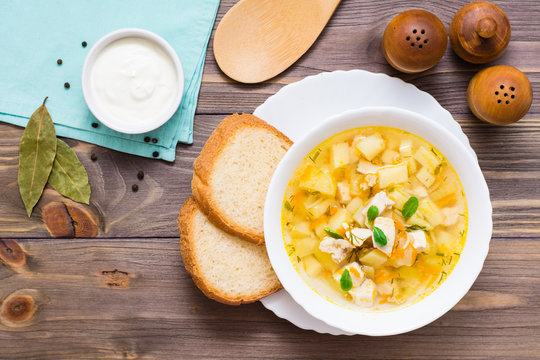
[57,59,63,65]
[64,82,70,89]
[137,171,144,180]
[152,151,159,158]
[144,137,150,143]
[82,41,87,48]
[132,184,139,192]
[152,138,158,144]
[91,122,98,128]
[91,153,97,162]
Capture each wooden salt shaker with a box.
[468,65,532,125]
[450,1,511,63]
[382,10,447,73]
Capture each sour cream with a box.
[89,37,179,129]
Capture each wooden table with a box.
[1,1,539,359]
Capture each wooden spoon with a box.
[213,0,341,84]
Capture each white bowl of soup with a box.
[264,106,492,336]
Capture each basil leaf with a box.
[324,228,343,239]
[367,205,379,224]
[340,269,353,291]
[48,139,91,204]
[373,226,387,246]
[18,98,57,216]
[402,196,419,218]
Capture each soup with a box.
[281,126,467,310]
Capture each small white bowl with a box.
[82,28,184,134]
[264,106,492,336]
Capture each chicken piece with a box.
[356,160,380,174]
[361,191,395,223]
[337,181,352,203]
[319,237,353,264]
[333,262,365,287]
[376,280,394,297]
[360,174,378,190]
[407,230,428,252]
[442,206,460,226]
[349,278,377,307]
[345,227,372,247]
[372,217,396,255]
[411,185,428,198]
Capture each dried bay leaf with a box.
[18,98,57,216]
[48,139,91,204]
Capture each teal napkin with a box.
[0,0,220,162]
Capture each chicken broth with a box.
[281,126,467,310]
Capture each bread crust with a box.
[192,113,292,244]
[178,197,282,305]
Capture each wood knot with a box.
[1,293,37,325]
[102,269,130,288]
[42,201,100,238]
[0,239,26,268]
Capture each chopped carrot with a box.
[374,267,396,283]
[328,205,338,216]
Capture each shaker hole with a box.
[504,93,508,97]
[510,87,515,91]
[406,36,410,41]
[500,85,504,89]
[511,94,515,99]
[421,29,425,34]
[411,43,415,47]
[497,100,502,103]
[495,91,499,95]
[424,39,428,44]
[416,36,421,41]
[418,44,423,49]
[505,100,510,104]
[413,29,417,34]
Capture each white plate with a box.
[254,69,478,335]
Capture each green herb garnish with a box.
[405,224,426,232]
[286,244,296,256]
[367,205,379,224]
[308,148,322,163]
[340,269,353,291]
[373,226,387,246]
[324,228,343,239]
[284,200,293,211]
[402,196,419,218]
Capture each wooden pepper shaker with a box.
[382,10,448,73]
[450,1,511,63]
[467,65,533,125]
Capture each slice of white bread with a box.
[192,113,292,244]
[179,197,282,305]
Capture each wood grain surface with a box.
[1,0,539,359]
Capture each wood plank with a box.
[0,237,538,359]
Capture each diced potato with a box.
[352,207,365,226]
[433,229,454,253]
[417,255,442,275]
[418,199,443,227]
[336,181,351,203]
[414,146,441,174]
[406,212,433,231]
[314,248,340,272]
[346,197,364,214]
[291,221,312,238]
[355,134,385,161]
[306,198,333,219]
[303,255,323,277]
[331,142,350,169]
[296,237,319,257]
[431,182,458,201]
[361,265,375,279]
[378,163,408,188]
[313,221,328,238]
[387,187,410,210]
[385,133,401,150]
[349,143,360,164]
[406,157,417,175]
[399,139,413,157]
[328,207,351,230]
[350,173,369,198]
[359,249,388,268]
[415,167,435,188]
[299,167,336,196]
[381,149,400,165]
